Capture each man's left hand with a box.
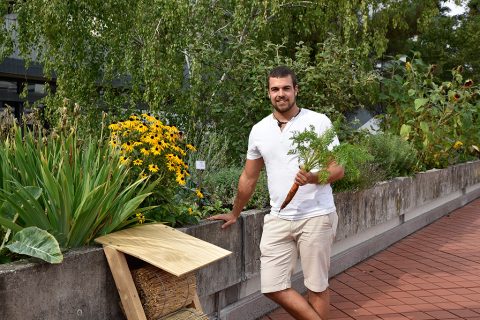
[295,169,316,186]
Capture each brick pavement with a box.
[262,198,480,320]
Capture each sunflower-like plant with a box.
[109,114,195,186]
[108,114,198,225]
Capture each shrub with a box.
[361,133,419,179]
[202,167,269,211]
[379,54,480,169]
[332,161,386,193]
[108,113,199,226]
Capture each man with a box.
[208,66,344,320]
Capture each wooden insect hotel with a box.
[95,224,231,320]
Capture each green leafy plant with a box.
[380,54,480,169]
[108,113,203,227]
[283,126,373,208]
[6,227,63,264]
[202,167,269,212]
[0,126,156,263]
[361,133,419,179]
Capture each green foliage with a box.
[379,54,480,169]
[333,132,419,192]
[187,128,232,184]
[406,2,480,83]
[331,146,378,193]
[185,126,269,215]
[202,167,269,211]
[2,0,431,163]
[2,1,478,236]
[6,227,63,264]
[196,37,381,159]
[289,126,373,187]
[0,126,156,263]
[294,37,380,119]
[288,126,338,182]
[361,133,419,179]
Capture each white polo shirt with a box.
[247,108,339,220]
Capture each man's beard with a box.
[272,98,295,114]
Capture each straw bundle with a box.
[131,265,198,319]
[161,308,209,320]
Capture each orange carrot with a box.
[280,182,299,211]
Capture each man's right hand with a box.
[207,212,238,229]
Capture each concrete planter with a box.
[1,161,480,320]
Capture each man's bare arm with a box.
[207,158,265,228]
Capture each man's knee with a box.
[308,288,329,304]
[263,289,289,302]
[308,288,328,297]
[264,290,280,301]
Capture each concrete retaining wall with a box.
[1,161,480,320]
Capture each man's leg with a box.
[307,288,330,320]
[264,288,322,320]
[295,213,337,320]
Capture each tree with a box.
[0,0,443,161]
[402,0,480,82]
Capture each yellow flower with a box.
[186,144,197,152]
[195,188,204,199]
[151,121,164,132]
[108,123,121,131]
[176,172,186,185]
[142,113,157,123]
[168,154,182,165]
[167,132,178,141]
[121,141,135,153]
[150,145,163,156]
[405,61,412,71]
[453,141,463,150]
[165,126,180,141]
[166,162,176,172]
[139,172,149,179]
[136,124,148,133]
[135,212,145,224]
[133,159,143,166]
[188,207,193,215]
[148,164,159,173]
[109,139,119,147]
[173,145,187,156]
[140,148,150,156]
[160,140,169,149]
[119,156,130,165]
[142,133,159,145]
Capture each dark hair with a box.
[268,66,297,87]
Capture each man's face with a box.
[268,75,298,114]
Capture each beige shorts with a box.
[260,212,338,293]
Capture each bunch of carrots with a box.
[280,125,368,210]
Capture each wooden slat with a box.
[190,291,203,313]
[95,223,231,277]
[103,246,147,320]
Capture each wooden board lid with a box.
[95,224,231,276]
